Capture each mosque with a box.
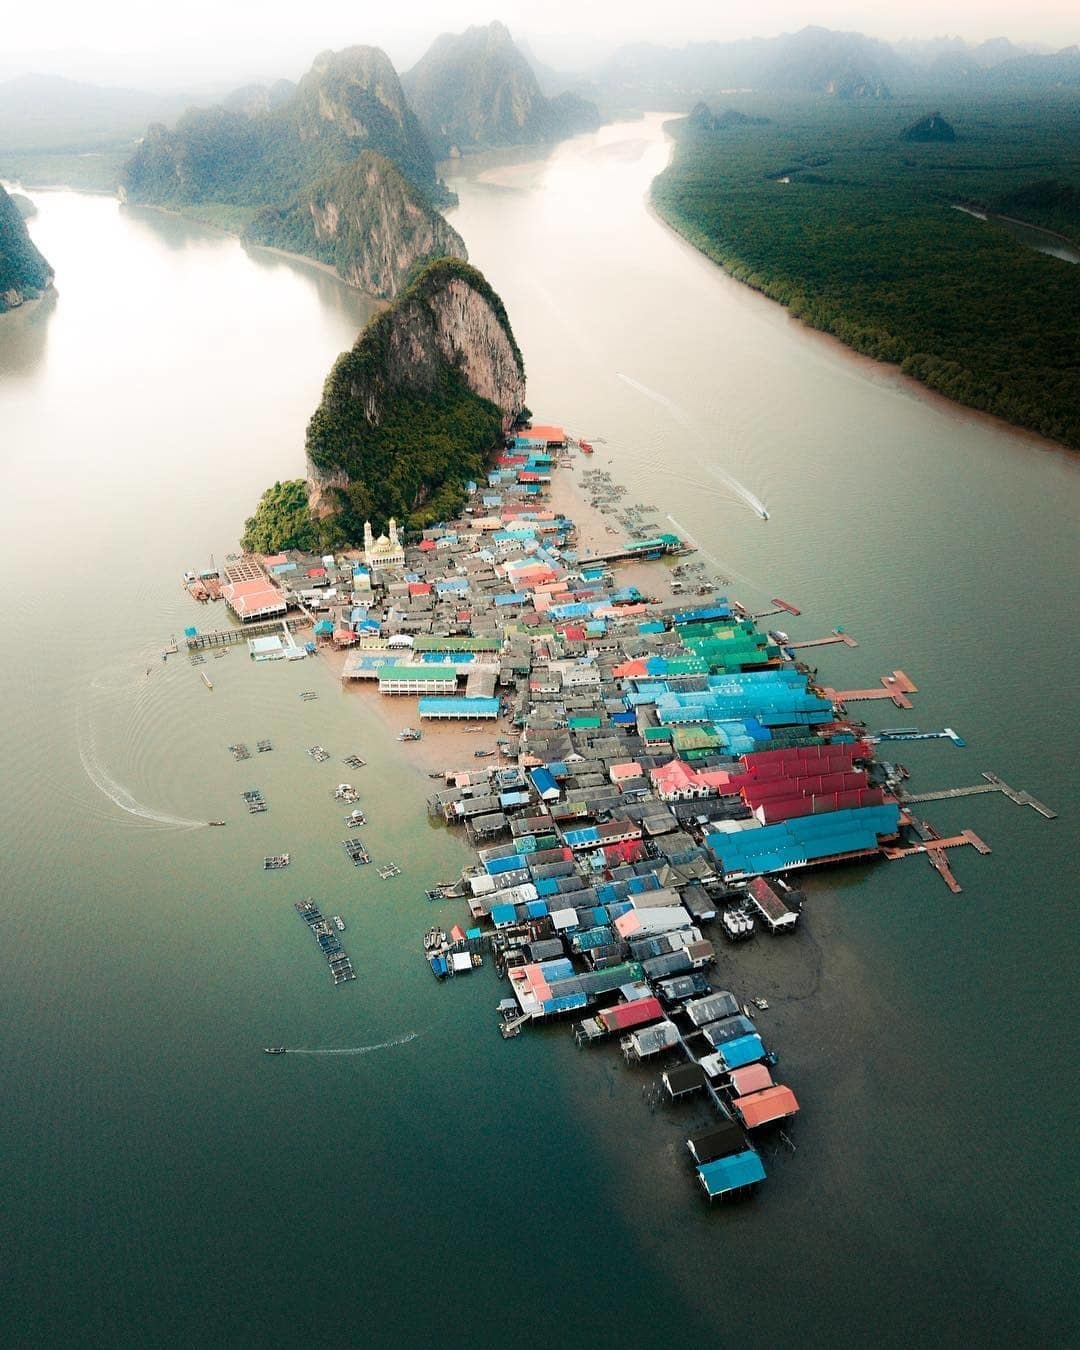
[362,518,406,572]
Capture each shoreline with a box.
[647,188,1078,456]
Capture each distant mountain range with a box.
[121,47,440,208]
[563,26,1080,104]
[402,21,600,155]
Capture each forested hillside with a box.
[652,95,1080,449]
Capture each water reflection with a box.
[0,287,57,378]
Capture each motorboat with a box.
[264,1046,286,1055]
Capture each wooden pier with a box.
[185,616,306,650]
[883,826,991,894]
[788,630,859,650]
[820,670,917,710]
[900,772,1056,819]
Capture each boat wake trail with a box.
[616,371,769,519]
[285,1031,422,1057]
[616,372,693,427]
[77,734,204,829]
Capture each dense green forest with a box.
[0,184,53,311]
[243,259,522,552]
[241,479,319,553]
[652,94,1080,449]
[310,363,506,546]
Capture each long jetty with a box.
[186,616,306,649]
[900,772,1057,819]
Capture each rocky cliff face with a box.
[121,45,439,208]
[0,186,53,313]
[403,21,600,155]
[305,259,525,534]
[243,152,465,299]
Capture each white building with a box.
[363,519,406,571]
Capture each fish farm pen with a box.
[187,424,1055,1205]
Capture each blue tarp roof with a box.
[490,904,517,927]
[698,1149,766,1195]
[530,767,560,799]
[715,1033,767,1069]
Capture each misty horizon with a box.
[1,5,1077,93]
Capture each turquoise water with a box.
[1,118,1077,1347]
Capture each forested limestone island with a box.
[122,46,440,208]
[901,112,956,142]
[242,259,525,552]
[402,21,601,155]
[117,45,472,298]
[0,185,53,312]
[651,98,1080,450]
[242,152,466,299]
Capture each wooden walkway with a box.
[820,670,917,710]
[883,827,991,894]
[186,616,306,649]
[788,630,859,650]
[900,772,1057,819]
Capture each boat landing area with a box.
[899,772,1057,819]
[788,630,859,650]
[883,826,992,895]
[819,670,917,710]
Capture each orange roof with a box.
[524,424,564,441]
[613,658,648,678]
[728,1063,773,1095]
[733,1085,800,1128]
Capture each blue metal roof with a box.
[697,1149,766,1195]
[715,1033,767,1069]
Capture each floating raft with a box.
[295,899,356,985]
[229,743,251,761]
[263,853,290,870]
[343,809,367,827]
[308,745,330,763]
[242,789,267,814]
[378,863,401,879]
[299,691,318,702]
[343,837,370,866]
[342,754,367,769]
[256,739,273,753]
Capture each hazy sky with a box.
[3,1,1077,87]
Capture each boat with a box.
[208,820,227,827]
[579,439,594,454]
[264,1046,286,1055]
[398,728,422,742]
[332,915,346,931]
[473,749,494,758]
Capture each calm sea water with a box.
[1,118,1077,1348]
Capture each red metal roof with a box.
[598,997,663,1032]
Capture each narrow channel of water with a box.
[952,202,1080,263]
[0,117,1077,1347]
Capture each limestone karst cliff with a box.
[305,258,525,539]
[243,152,466,300]
[402,21,600,156]
[121,46,441,208]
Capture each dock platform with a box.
[788,630,859,650]
[900,772,1056,818]
[820,670,917,710]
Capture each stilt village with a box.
[180,423,1054,1204]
